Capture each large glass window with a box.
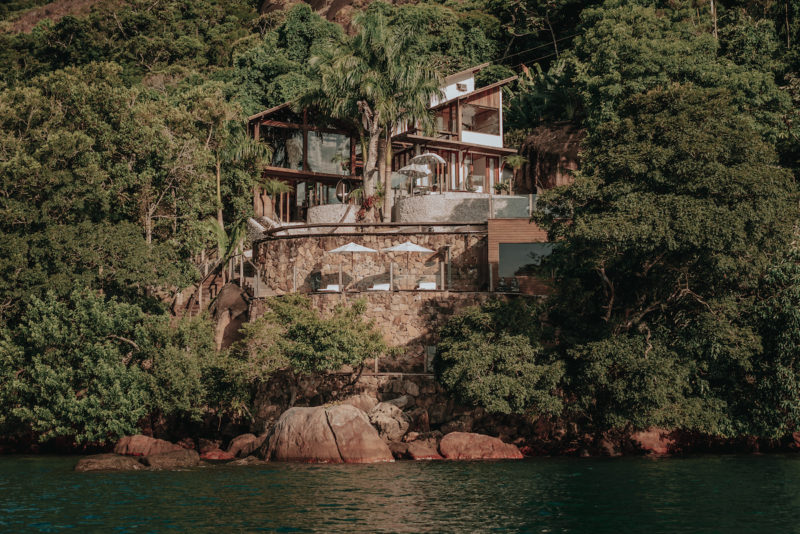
[435,105,457,138]
[499,243,554,278]
[307,131,350,175]
[260,126,303,170]
[462,103,500,135]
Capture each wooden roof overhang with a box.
[432,76,518,111]
[392,133,517,156]
[262,166,362,185]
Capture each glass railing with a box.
[490,195,535,218]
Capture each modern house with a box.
[247,63,520,222]
[245,63,564,302]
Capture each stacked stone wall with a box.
[251,291,514,372]
[254,231,488,294]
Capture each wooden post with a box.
[439,260,445,290]
[489,263,494,292]
[447,246,452,289]
[529,193,533,217]
[338,264,343,291]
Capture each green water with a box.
[1,455,799,533]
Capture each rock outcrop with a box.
[114,435,182,457]
[227,433,268,458]
[141,449,200,469]
[368,402,411,442]
[439,432,523,460]
[407,440,443,460]
[201,449,236,462]
[267,405,393,463]
[631,428,674,456]
[74,454,146,472]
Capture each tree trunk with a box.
[382,130,392,221]
[363,127,381,198]
[710,0,718,39]
[145,210,152,245]
[216,153,223,227]
[545,14,559,58]
[787,0,792,49]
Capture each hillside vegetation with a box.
[1,0,799,447]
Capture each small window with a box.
[456,83,467,92]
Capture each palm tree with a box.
[298,6,442,217]
[219,125,272,227]
[261,178,294,221]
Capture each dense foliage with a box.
[2,0,800,443]
[0,289,215,444]
[435,0,800,440]
[435,299,563,415]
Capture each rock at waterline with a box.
[438,432,523,460]
[630,428,674,456]
[227,433,268,458]
[368,402,411,443]
[74,454,146,472]
[267,405,393,463]
[200,449,236,462]
[114,435,181,457]
[140,449,200,469]
[407,440,443,460]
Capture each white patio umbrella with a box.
[327,242,378,288]
[409,153,446,190]
[398,163,432,193]
[382,241,435,289]
[409,153,446,166]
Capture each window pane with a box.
[462,104,500,135]
[260,126,303,170]
[307,131,350,175]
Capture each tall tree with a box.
[298,3,442,213]
[535,84,798,435]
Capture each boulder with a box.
[201,449,236,462]
[407,440,443,460]
[631,428,674,456]
[227,433,268,458]
[141,449,200,469]
[368,402,411,442]
[385,395,411,409]
[75,454,146,472]
[340,393,379,413]
[327,405,394,463]
[439,432,523,460]
[114,435,181,457]
[440,415,474,435]
[389,441,410,459]
[198,438,223,455]
[268,405,393,463]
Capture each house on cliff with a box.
[246,64,562,295]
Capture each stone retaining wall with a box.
[251,291,508,372]
[254,231,488,294]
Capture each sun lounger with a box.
[319,284,340,292]
[416,281,437,290]
[368,283,391,291]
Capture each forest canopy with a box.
[1,0,799,445]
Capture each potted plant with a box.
[494,181,510,195]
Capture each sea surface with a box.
[1,455,798,533]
